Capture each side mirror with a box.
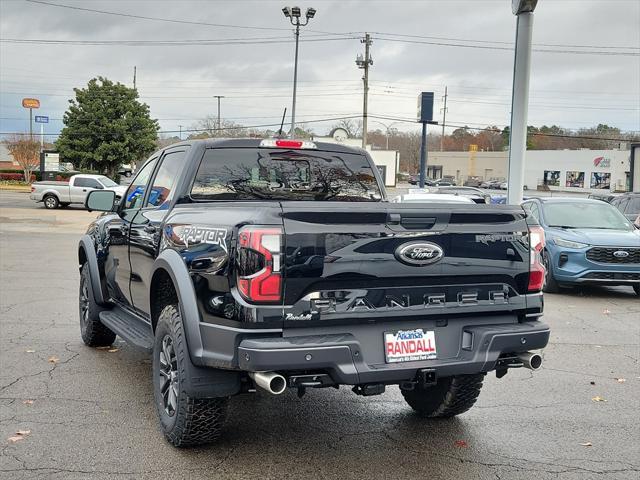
[86,190,116,212]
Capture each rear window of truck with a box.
[190,148,383,202]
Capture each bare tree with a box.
[4,135,40,183]
[332,119,363,138]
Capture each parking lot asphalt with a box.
[0,195,638,480]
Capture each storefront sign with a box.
[593,156,611,168]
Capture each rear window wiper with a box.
[548,225,576,229]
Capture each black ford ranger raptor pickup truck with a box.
[78,138,549,447]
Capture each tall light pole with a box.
[371,120,399,150]
[356,33,373,149]
[507,0,538,204]
[282,6,316,138]
[213,95,224,134]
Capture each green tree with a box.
[56,77,159,178]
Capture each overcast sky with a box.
[1,0,639,140]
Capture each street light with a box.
[282,6,316,138]
[371,120,399,150]
[507,0,538,204]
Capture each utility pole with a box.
[213,95,224,134]
[133,66,137,90]
[440,86,448,151]
[356,33,373,149]
[178,125,183,140]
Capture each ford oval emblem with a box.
[395,241,444,266]
[613,250,630,258]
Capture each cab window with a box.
[75,177,102,189]
[124,158,158,210]
[145,150,187,209]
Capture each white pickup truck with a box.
[30,174,127,209]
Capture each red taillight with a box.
[528,225,546,292]
[31,186,35,192]
[236,226,282,303]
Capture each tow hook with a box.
[352,384,385,396]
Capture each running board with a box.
[99,308,154,352]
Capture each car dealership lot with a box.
[0,195,638,480]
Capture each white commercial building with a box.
[425,148,635,193]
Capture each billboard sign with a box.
[35,115,49,123]
[22,98,40,109]
[417,92,434,123]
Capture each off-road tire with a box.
[153,304,228,447]
[633,284,640,296]
[401,373,485,418]
[43,194,59,209]
[79,263,116,347]
[542,250,560,294]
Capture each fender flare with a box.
[151,249,205,363]
[78,235,107,305]
[151,249,241,397]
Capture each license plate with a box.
[384,329,436,363]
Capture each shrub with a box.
[0,173,36,182]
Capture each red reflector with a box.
[275,139,303,148]
[238,278,250,298]
[528,263,545,292]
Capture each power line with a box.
[366,31,640,51]
[24,0,292,32]
[371,36,640,57]
[368,114,640,142]
[24,0,640,53]
[0,36,358,46]
[0,114,364,138]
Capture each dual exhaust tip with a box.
[250,352,542,395]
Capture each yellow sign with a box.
[22,98,40,109]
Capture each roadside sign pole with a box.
[22,98,41,139]
[34,115,49,151]
[419,122,427,188]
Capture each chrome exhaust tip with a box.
[249,372,287,395]
[517,352,543,370]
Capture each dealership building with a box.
[425,146,638,193]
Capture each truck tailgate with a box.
[280,202,531,326]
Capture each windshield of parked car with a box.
[191,148,383,201]
[544,202,634,230]
[97,176,118,187]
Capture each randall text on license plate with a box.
[384,329,436,363]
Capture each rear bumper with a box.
[237,320,549,385]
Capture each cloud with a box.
[1,0,638,138]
